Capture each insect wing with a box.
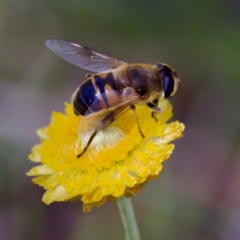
[79,89,141,134]
[45,39,127,73]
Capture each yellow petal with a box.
[27,100,185,211]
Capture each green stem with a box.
[117,197,141,240]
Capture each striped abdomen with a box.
[72,72,121,116]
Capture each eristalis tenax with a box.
[46,39,180,157]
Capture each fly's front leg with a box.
[147,100,162,122]
[151,112,157,122]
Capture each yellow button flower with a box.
[27,100,184,212]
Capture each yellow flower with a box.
[27,100,184,212]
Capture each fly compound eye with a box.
[156,64,174,98]
[156,63,179,98]
[162,72,174,98]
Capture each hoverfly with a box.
[45,39,180,157]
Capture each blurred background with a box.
[1,0,240,239]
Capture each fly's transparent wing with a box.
[79,88,141,134]
[46,39,127,73]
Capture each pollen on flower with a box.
[78,126,126,156]
[27,99,185,212]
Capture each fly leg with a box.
[77,131,98,158]
[77,112,115,158]
[130,105,145,138]
[147,100,161,122]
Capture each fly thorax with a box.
[127,65,161,95]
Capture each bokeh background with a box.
[1,0,240,239]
